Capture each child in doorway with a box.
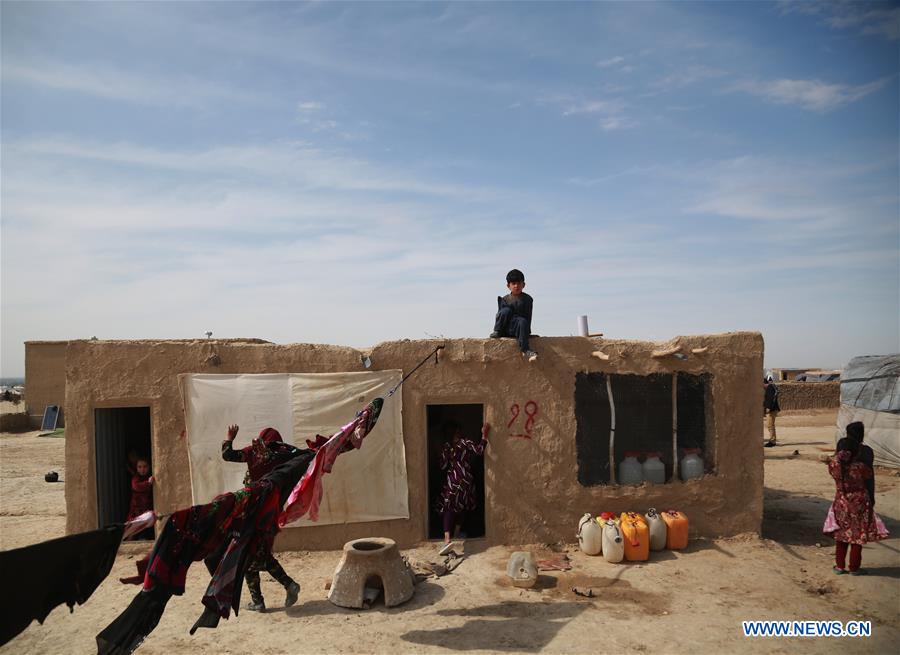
[436,420,491,554]
[490,268,537,362]
[126,457,154,540]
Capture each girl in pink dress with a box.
[824,437,888,575]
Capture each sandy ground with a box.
[1,409,898,654]
[0,400,26,414]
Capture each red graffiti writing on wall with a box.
[508,400,539,439]
[507,403,520,429]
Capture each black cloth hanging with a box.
[0,525,124,647]
[96,448,316,655]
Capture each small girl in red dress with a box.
[126,458,154,540]
[824,437,888,575]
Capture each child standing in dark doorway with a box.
[436,420,491,554]
[491,268,537,362]
[126,458,154,540]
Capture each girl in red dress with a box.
[825,437,888,575]
[126,458,154,540]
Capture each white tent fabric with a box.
[836,354,900,468]
[182,371,409,525]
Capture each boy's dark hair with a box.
[506,269,525,284]
[846,421,864,443]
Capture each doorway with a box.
[426,403,485,540]
[95,407,152,532]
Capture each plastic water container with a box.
[506,551,538,588]
[642,452,666,484]
[680,448,704,481]
[662,510,689,550]
[645,508,668,551]
[619,512,650,561]
[577,513,603,556]
[618,451,643,485]
[601,519,624,563]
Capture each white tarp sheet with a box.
[836,354,900,469]
[836,405,900,469]
[840,354,900,413]
[182,371,409,525]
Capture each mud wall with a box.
[25,341,68,428]
[64,332,764,548]
[0,411,30,432]
[774,382,840,411]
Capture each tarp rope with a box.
[388,344,445,397]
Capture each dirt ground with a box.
[1,408,898,654]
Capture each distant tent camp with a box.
[836,354,900,468]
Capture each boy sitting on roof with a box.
[490,268,537,362]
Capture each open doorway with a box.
[426,403,485,540]
[95,407,152,534]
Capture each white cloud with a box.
[778,0,900,40]
[567,165,660,187]
[296,101,342,131]
[734,77,890,112]
[559,98,636,130]
[648,64,726,92]
[5,137,498,199]
[297,101,325,112]
[562,100,619,116]
[683,155,898,229]
[1,59,260,107]
[596,55,626,69]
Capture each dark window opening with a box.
[575,373,711,486]
[426,404,485,540]
[677,373,710,456]
[95,407,152,534]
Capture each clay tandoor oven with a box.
[56,333,764,550]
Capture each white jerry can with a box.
[601,519,625,563]
[680,449,704,481]
[645,508,668,551]
[618,452,644,485]
[506,551,538,588]
[577,513,603,556]
[642,452,666,484]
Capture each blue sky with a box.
[1,1,898,377]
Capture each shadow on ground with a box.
[763,486,833,547]
[854,566,900,579]
[400,600,590,652]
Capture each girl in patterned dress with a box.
[222,425,301,611]
[436,420,491,548]
[824,437,888,575]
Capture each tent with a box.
[836,354,900,468]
